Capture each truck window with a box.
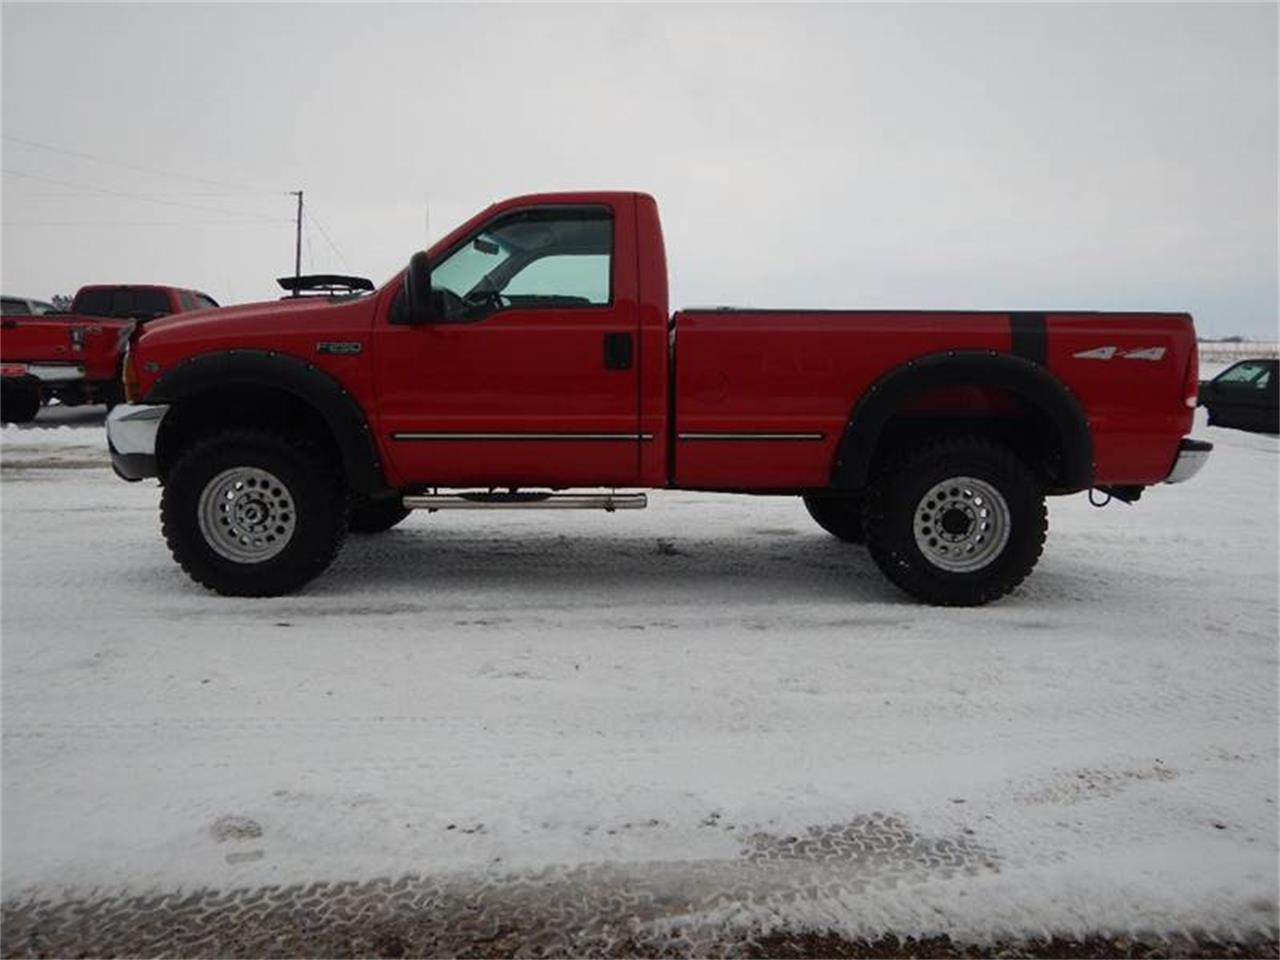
[1217,361,1272,389]
[502,255,610,304]
[431,207,612,321]
[176,291,217,312]
[74,288,173,319]
[2,298,31,316]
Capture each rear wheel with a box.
[864,437,1046,606]
[349,497,411,534]
[98,381,124,411]
[802,495,866,544]
[161,429,348,596]
[1,384,41,424]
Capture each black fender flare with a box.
[830,350,1093,492]
[145,348,388,496]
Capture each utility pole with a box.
[291,190,304,297]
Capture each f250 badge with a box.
[316,341,363,355]
[1073,346,1166,361]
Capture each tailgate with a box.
[0,316,124,381]
[0,318,79,362]
[1046,312,1197,484]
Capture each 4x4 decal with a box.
[1073,346,1166,361]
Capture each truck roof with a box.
[426,191,655,263]
[75,283,197,294]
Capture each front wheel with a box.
[864,437,1046,606]
[161,429,348,596]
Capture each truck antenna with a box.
[291,190,304,298]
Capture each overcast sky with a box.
[2,2,1276,337]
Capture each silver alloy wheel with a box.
[912,475,1011,573]
[196,466,296,564]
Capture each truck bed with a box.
[669,309,1196,490]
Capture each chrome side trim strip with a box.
[392,432,654,441]
[677,432,825,441]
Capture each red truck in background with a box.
[106,191,1210,606]
[1,284,218,423]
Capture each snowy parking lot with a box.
[1,405,1277,956]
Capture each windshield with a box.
[431,231,513,300]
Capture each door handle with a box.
[603,332,633,371]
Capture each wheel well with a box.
[867,387,1070,491]
[156,385,342,484]
[832,352,1094,494]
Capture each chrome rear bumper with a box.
[1,363,85,383]
[1164,438,1212,484]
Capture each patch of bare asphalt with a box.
[0,815,1274,958]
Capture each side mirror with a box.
[395,251,433,325]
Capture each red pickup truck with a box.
[1,284,218,423]
[106,191,1210,605]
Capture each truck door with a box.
[372,203,642,488]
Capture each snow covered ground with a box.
[1,403,1276,953]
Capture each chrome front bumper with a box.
[1164,438,1212,484]
[106,403,167,481]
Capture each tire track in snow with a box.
[2,814,1003,958]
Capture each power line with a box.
[2,220,292,227]
[305,207,350,269]
[2,134,283,195]
[2,169,288,223]
[21,191,291,199]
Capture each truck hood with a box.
[140,294,378,344]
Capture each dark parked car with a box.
[1199,358,1278,434]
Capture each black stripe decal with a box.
[1010,312,1047,365]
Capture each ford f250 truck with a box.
[105,192,1210,605]
[1,284,218,422]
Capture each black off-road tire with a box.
[161,429,348,597]
[864,437,1047,607]
[1,384,41,424]
[349,497,411,534]
[99,381,124,411]
[802,494,866,544]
